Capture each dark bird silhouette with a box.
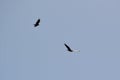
[64,43,73,52]
[64,43,80,52]
[34,19,40,27]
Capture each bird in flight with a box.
[34,19,40,27]
[64,43,80,52]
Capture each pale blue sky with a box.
[0,0,120,80]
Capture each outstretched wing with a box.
[34,19,40,27]
[64,43,72,52]
[36,19,40,24]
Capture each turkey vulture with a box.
[34,19,40,27]
[64,43,80,52]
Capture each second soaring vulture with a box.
[64,43,80,52]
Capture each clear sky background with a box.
[0,0,120,80]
